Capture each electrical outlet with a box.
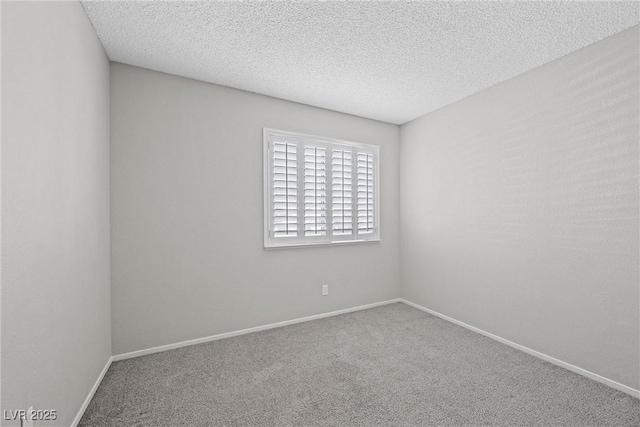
[322,285,329,296]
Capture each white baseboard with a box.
[71,356,113,427]
[400,298,640,399]
[72,300,400,425]
[112,299,401,362]
[76,296,636,426]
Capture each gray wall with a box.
[1,2,111,426]
[400,26,639,389]
[110,63,400,355]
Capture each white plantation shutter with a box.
[357,152,374,234]
[331,149,353,235]
[272,142,298,237]
[304,146,327,236]
[264,129,379,248]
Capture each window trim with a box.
[263,128,380,249]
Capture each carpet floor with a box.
[80,303,640,426]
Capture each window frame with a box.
[263,128,380,249]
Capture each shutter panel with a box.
[331,149,353,235]
[357,152,374,234]
[272,142,298,237]
[265,128,378,247]
[304,146,327,236]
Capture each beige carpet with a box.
[80,303,640,426]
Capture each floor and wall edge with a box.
[72,300,401,423]
[71,356,113,427]
[112,299,402,362]
[400,298,640,398]
[74,296,638,423]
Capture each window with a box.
[264,128,380,248]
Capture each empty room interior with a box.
[2,1,639,426]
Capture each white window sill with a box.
[264,238,381,250]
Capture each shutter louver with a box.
[304,146,327,236]
[272,142,298,237]
[332,149,353,235]
[357,152,374,234]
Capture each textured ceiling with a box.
[82,1,639,125]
